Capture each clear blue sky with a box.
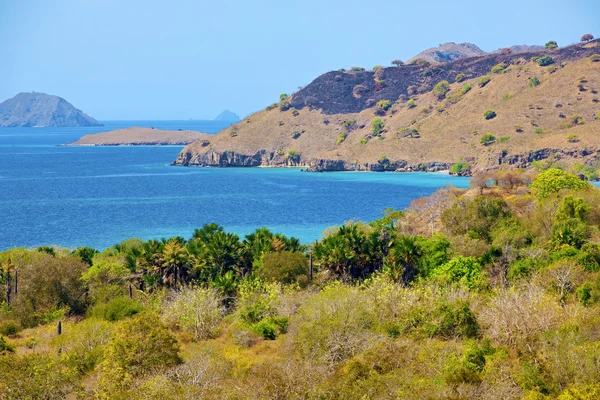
[1,0,598,120]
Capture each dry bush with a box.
[478,283,565,346]
[289,283,381,367]
[240,358,328,399]
[531,261,587,304]
[161,286,224,340]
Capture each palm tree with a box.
[388,235,423,284]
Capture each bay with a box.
[0,121,470,250]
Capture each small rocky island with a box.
[0,92,103,127]
[214,109,240,122]
[68,127,211,146]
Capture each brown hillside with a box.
[174,40,600,174]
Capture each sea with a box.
[0,120,470,251]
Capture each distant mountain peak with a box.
[214,109,240,122]
[0,92,102,127]
[408,42,487,64]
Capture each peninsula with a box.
[68,127,212,146]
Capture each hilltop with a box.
[174,38,600,174]
[0,92,102,127]
[408,42,487,64]
[68,127,212,146]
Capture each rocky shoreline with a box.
[173,146,600,177]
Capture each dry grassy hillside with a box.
[69,127,212,146]
[174,41,600,174]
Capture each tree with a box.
[256,251,308,286]
[387,235,423,284]
[545,40,558,49]
[409,191,454,235]
[156,238,190,287]
[12,253,89,327]
[530,169,589,199]
[391,59,404,66]
[538,55,554,66]
[480,133,496,146]
[70,247,98,267]
[432,80,450,99]
[581,34,594,42]
[484,110,497,120]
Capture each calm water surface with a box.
[0,121,470,250]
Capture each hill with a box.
[408,42,487,64]
[68,127,212,146]
[174,39,600,174]
[0,92,102,127]
[214,109,241,122]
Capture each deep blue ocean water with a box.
[0,121,470,250]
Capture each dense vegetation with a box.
[3,169,600,399]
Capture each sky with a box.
[1,0,598,120]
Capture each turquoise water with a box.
[0,121,469,250]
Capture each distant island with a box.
[214,109,240,122]
[68,127,211,146]
[0,92,103,127]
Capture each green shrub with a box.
[590,54,600,62]
[376,100,391,111]
[336,131,347,144]
[432,80,450,99]
[491,62,507,73]
[545,40,558,49]
[455,73,466,82]
[530,77,541,87]
[515,124,523,132]
[449,162,470,175]
[236,279,280,325]
[484,110,497,120]
[97,313,182,393]
[406,99,416,108]
[371,118,385,136]
[431,256,487,290]
[351,66,365,72]
[480,133,496,145]
[360,138,368,145]
[286,150,300,163]
[566,133,579,143]
[88,296,143,321]
[0,336,14,353]
[0,320,22,336]
[499,136,510,143]
[538,55,554,66]
[279,99,291,111]
[252,316,289,340]
[343,119,356,128]
[478,76,491,87]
